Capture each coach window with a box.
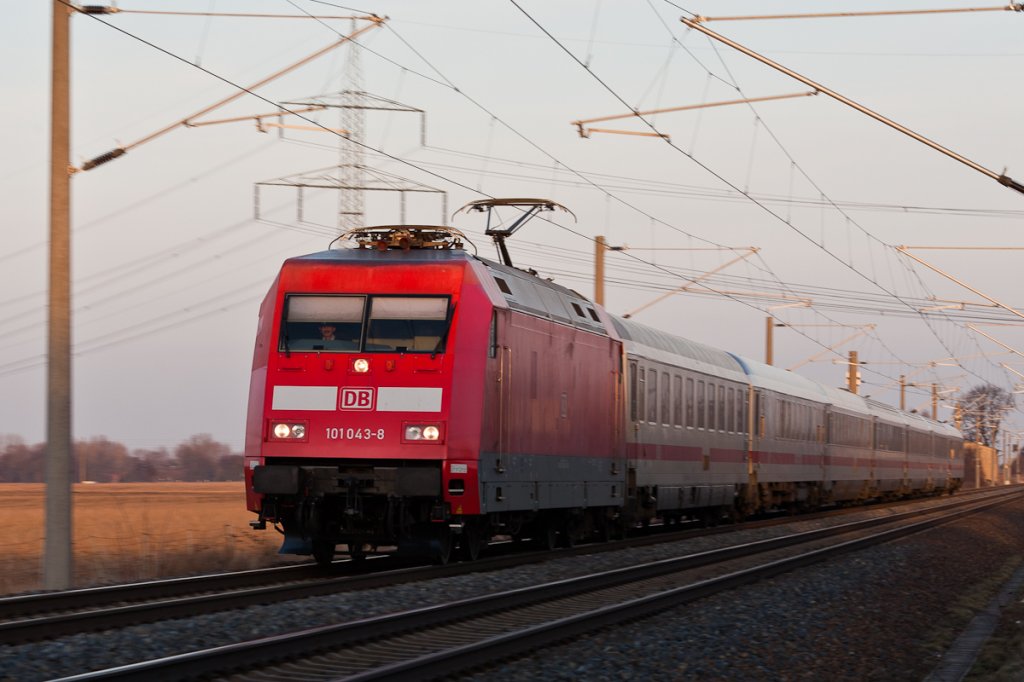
[366,296,450,353]
[707,382,717,431]
[697,380,706,429]
[661,373,671,425]
[648,371,659,423]
[717,386,726,431]
[638,368,646,422]
[673,375,683,427]
[685,378,695,427]
[727,388,735,433]
[280,294,365,352]
[629,361,638,422]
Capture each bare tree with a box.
[175,434,230,481]
[75,437,131,482]
[0,439,46,482]
[959,384,1015,446]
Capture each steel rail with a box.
[50,489,1021,681]
[369,492,1020,682]
[1,487,1002,643]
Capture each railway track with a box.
[0,488,999,645]
[47,488,1021,681]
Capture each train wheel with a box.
[534,522,558,551]
[460,521,484,562]
[561,518,578,548]
[312,540,335,567]
[347,543,367,563]
[432,526,453,565]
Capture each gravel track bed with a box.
[0,495,1014,681]
[463,495,1024,682]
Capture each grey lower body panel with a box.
[656,484,736,510]
[478,451,624,513]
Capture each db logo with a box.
[340,387,375,411]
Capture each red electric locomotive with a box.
[245,221,623,564]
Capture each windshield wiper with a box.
[431,303,456,359]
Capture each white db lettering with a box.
[340,387,374,411]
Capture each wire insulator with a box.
[997,174,1024,195]
[81,148,126,171]
[77,5,121,14]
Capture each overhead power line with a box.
[510,0,1012,393]
[690,5,1024,23]
[60,0,989,398]
[679,17,1024,196]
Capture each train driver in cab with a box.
[315,324,349,350]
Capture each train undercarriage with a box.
[252,462,961,566]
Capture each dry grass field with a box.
[0,482,290,595]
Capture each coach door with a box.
[748,387,763,474]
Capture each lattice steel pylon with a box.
[338,19,366,231]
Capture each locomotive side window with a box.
[488,312,498,359]
[280,295,365,352]
[366,297,449,352]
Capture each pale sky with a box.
[2,0,1023,452]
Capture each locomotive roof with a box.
[286,246,477,264]
[284,246,610,334]
[479,259,608,334]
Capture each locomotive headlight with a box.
[403,423,443,443]
[353,358,370,373]
[269,420,309,441]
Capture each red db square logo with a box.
[340,387,375,411]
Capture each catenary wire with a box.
[56,1,985,400]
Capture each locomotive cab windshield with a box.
[280,293,452,354]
